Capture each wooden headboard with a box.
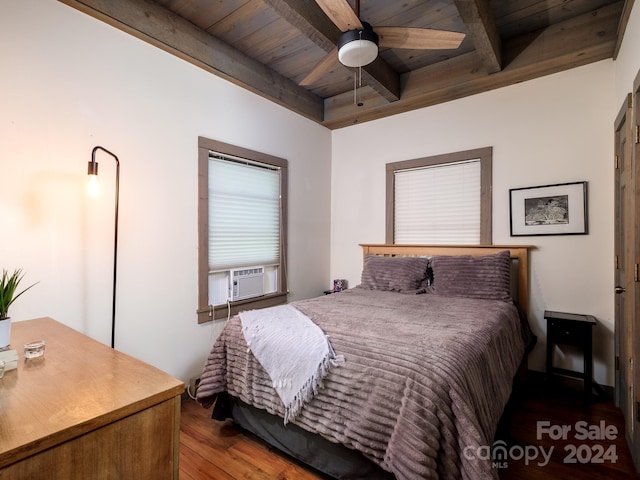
[360,244,533,314]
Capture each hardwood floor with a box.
[180,396,326,480]
[496,380,639,479]
[179,382,640,479]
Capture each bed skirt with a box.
[212,392,395,480]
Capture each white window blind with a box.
[394,159,481,244]
[209,154,281,271]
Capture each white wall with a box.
[2,0,637,389]
[0,0,332,383]
[330,61,617,386]
[614,3,640,105]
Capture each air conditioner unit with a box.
[230,266,265,301]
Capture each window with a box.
[197,137,288,323]
[386,147,492,244]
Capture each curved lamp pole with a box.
[87,146,120,349]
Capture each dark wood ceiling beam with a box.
[613,0,635,59]
[263,0,340,51]
[57,0,324,123]
[272,0,400,101]
[360,57,401,102]
[323,1,623,129]
[453,0,501,73]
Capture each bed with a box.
[197,244,535,480]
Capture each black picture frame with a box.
[509,181,588,236]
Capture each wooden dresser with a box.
[0,317,184,479]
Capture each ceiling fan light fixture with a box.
[338,25,379,68]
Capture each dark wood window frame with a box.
[197,137,288,323]
[385,147,493,244]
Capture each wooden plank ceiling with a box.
[59,0,630,130]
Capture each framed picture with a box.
[509,181,588,236]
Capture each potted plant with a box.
[0,269,37,348]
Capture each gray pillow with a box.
[359,255,430,293]
[430,250,511,302]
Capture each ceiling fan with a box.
[300,0,465,85]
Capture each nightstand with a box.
[545,310,598,400]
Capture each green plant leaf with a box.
[0,268,38,320]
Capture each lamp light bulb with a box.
[88,174,100,197]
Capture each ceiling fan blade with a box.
[377,27,465,50]
[299,47,339,86]
[315,0,362,32]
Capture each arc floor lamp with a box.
[87,146,119,349]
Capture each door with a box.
[617,70,640,470]
[632,71,640,467]
[614,93,633,439]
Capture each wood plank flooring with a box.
[496,381,639,479]
[179,383,640,479]
[180,396,325,480]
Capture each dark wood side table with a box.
[545,310,599,400]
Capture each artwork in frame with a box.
[509,181,588,236]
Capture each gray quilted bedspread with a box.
[197,288,527,479]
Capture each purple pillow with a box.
[430,250,511,302]
[359,255,430,294]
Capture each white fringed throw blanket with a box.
[239,304,344,424]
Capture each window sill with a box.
[197,292,288,324]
